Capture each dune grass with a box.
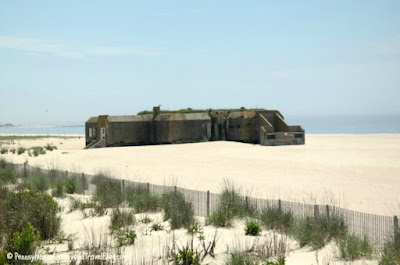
[162,190,195,229]
[208,181,257,227]
[379,231,400,265]
[260,206,294,234]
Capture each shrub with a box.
[10,148,16,154]
[0,251,10,265]
[93,177,123,208]
[45,144,57,151]
[11,222,40,255]
[0,189,60,250]
[109,208,135,232]
[162,191,195,230]
[17,147,26,155]
[209,181,257,227]
[245,220,262,236]
[260,206,294,233]
[64,176,77,194]
[337,234,373,260]
[0,148,7,154]
[31,146,46,157]
[125,186,160,212]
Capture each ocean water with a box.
[0,126,84,135]
[286,115,400,134]
[0,115,399,135]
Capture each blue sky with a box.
[0,1,399,124]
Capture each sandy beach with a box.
[1,134,399,216]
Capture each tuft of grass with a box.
[379,231,400,265]
[109,208,135,232]
[125,185,160,213]
[250,231,290,261]
[69,197,82,212]
[162,190,195,230]
[337,234,373,260]
[170,245,201,265]
[187,222,202,234]
[150,223,164,232]
[209,181,257,227]
[116,228,137,246]
[260,206,294,233]
[0,166,18,184]
[51,182,65,198]
[26,174,50,193]
[138,215,153,224]
[290,214,347,249]
[67,239,74,251]
[264,256,286,265]
[93,177,123,208]
[64,176,77,194]
[225,251,258,265]
[245,220,262,236]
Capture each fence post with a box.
[207,190,210,218]
[23,162,27,177]
[394,216,399,241]
[121,179,125,192]
[174,186,177,195]
[326,205,330,219]
[147,182,150,194]
[51,169,55,183]
[314,205,319,219]
[245,196,249,209]
[278,199,282,211]
[82,173,85,195]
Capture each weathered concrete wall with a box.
[85,117,98,146]
[107,121,152,146]
[154,113,212,144]
[210,111,229,141]
[226,111,259,143]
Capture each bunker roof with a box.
[86,116,98,123]
[228,111,257,119]
[155,113,210,121]
[108,114,153,123]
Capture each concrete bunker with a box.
[85,107,305,148]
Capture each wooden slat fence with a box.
[8,162,399,251]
